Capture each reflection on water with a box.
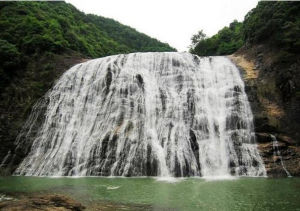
[0,176,299,210]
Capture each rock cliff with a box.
[229,45,300,176]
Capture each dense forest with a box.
[190,1,300,59]
[0,1,175,165]
[0,1,175,93]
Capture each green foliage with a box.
[190,2,300,57]
[243,1,300,54]
[190,20,243,56]
[0,2,175,58]
[0,1,176,94]
[0,39,21,71]
[0,39,21,91]
[190,30,206,46]
[87,14,175,53]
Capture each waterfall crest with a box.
[14,52,266,177]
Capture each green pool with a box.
[0,176,300,210]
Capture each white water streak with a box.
[271,135,291,177]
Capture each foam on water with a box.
[155,176,184,183]
[202,175,238,181]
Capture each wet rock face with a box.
[256,134,300,177]
[255,133,273,143]
[229,51,300,177]
[254,117,278,133]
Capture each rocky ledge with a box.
[256,132,300,177]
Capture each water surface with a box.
[0,176,299,210]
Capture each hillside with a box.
[190,2,300,59]
[0,1,175,169]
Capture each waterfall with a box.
[270,135,291,177]
[13,52,266,177]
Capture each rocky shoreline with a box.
[0,194,85,211]
[0,193,156,211]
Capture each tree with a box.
[191,30,206,46]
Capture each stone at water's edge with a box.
[3,52,266,177]
[0,194,85,211]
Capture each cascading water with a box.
[271,135,291,177]
[12,52,266,177]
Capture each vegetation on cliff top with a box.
[190,20,243,56]
[190,1,300,58]
[0,2,175,57]
[0,1,175,92]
